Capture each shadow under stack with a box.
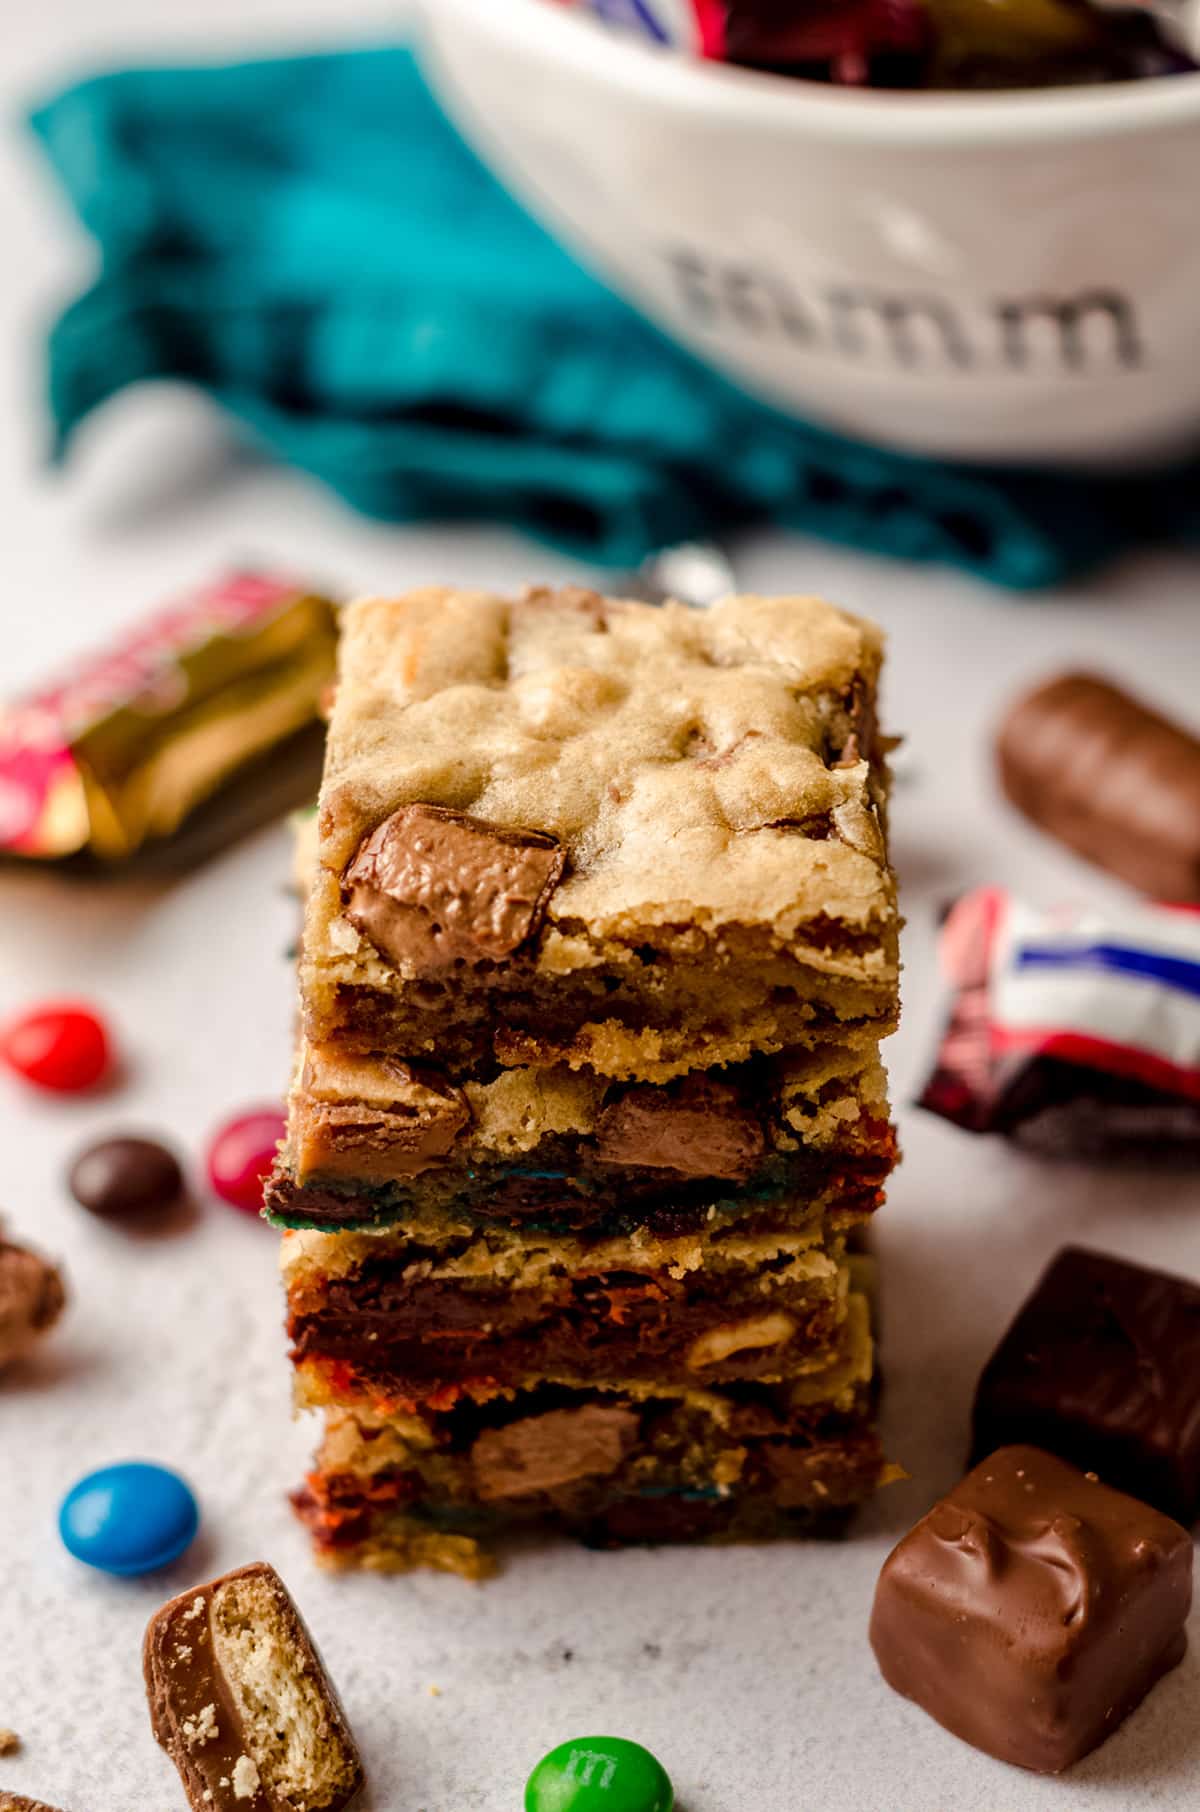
[268,586,901,1577]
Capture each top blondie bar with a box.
[302,587,899,1081]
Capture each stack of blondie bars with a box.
[268,585,901,1576]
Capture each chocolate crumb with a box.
[0,1232,66,1370]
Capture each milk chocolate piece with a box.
[0,1232,65,1368]
[870,1445,1192,1773]
[343,804,564,971]
[294,1047,469,1181]
[144,1561,362,1812]
[471,1404,639,1501]
[997,672,1200,901]
[595,1077,765,1180]
[972,1246,1200,1522]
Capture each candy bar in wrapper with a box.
[547,0,726,54]
[548,2,931,74]
[0,572,338,861]
[918,886,1200,1156]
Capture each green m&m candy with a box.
[525,1736,673,1812]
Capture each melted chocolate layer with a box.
[267,1138,894,1235]
[289,1262,842,1391]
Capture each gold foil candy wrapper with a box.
[0,571,338,860]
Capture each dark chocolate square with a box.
[972,1245,1200,1523]
[870,1445,1192,1773]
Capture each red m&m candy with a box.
[1,1001,112,1093]
[206,1107,285,1214]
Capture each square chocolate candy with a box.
[870,1445,1192,1773]
[972,1245,1200,1523]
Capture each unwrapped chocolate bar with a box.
[997,672,1200,903]
[871,1445,1192,1773]
[972,1245,1200,1522]
[0,571,337,860]
[144,1561,362,1812]
[918,886,1200,1154]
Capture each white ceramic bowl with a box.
[415,0,1200,466]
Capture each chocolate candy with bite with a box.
[343,804,564,972]
[972,1246,1200,1522]
[870,1445,1192,1772]
[997,672,1200,901]
[0,1232,65,1368]
[144,1561,362,1812]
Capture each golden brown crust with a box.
[300,590,896,1077]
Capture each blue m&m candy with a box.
[59,1462,199,1576]
[526,1737,674,1812]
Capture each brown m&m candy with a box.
[68,1136,183,1220]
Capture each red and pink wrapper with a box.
[546,1,932,79]
[919,886,1200,1156]
[0,572,337,861]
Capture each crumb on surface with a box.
[0,1728,18,1756]
[427,1685,441,1698]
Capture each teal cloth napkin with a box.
[30,47,1200,587]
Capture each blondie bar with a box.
[301,587,898,1082]
[293,1295,889,1579]
[284,1215,855,1400]
[266,1040,894,1233]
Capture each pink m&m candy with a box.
[206,1107,285,1214]
[1,1001,112,1093]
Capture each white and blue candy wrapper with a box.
[919,886,1200,1154]
[546,0,725,54]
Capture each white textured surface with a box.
[2,3,1200,1810]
